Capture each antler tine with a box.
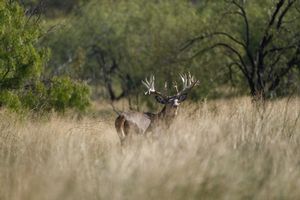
[173,81,179,93]
[164,81,168,93]
[179,73,187,89]
[177,72,199,96]
[142,75,168,98]
[142,75,154,95]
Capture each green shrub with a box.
[20,82,48,111]
[0,2,91,114]
[0,77,91,113]
[0,91,22,111]
[48,77,91,112]
[0,1,48,90]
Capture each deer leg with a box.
[115,115,128,145]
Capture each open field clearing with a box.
[0,98,300,200]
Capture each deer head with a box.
[142,72,199,118]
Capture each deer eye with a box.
[155,96,167,104]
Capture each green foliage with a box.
[8,0,299,109]
[0,77,91,113]
[49,77,90,112]
[20,82,48,111]
[45,0,214,101]
[0,1,48,90]
[0,90,22,111]
[0,2,91,113]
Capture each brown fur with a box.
[114,104,178,145]
[115,115,127,143]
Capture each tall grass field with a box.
[0,98,299,200]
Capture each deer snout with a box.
[173,99,180,107]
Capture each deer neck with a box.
[145,105,177,132]
[146,105,177,122]
[158,106,167,119]
[158,105,177,123]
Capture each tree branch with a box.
[230,1,257,75]
[277,0,296,29]
[231,0,250,46]
[264,44,298,56]
[191,42,250,79]
[180,31,245,52]
[0,67,10,86]
[255,0,287,89]
[259,0,285,52]
[279,53,300,78]
[268,0,285,28]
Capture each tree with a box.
[0,1,91,112]
[45,0,207,102]
[0,1,47,91]
[183,0,300,99]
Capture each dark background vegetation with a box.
[1,0,300,112]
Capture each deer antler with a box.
[177,72,199,96]
[142,73,198,99]
[142,75,168,99]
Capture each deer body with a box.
[115,104,178,144]
[115,112,151,137]
[115,73,199,145]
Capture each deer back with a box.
[120,111,152,134]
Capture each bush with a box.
[0,91,22,111]
[0,2,91,113]
[21,81,48,111]
[0,77,91,113]
[0,1,48,90]
[49,77,91,112]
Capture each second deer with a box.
[115,73,199,145]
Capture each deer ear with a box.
[178,94,187,102]
[155,96,167,104]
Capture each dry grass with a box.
[0,97,300,200]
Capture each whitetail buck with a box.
[115,73,199,145]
